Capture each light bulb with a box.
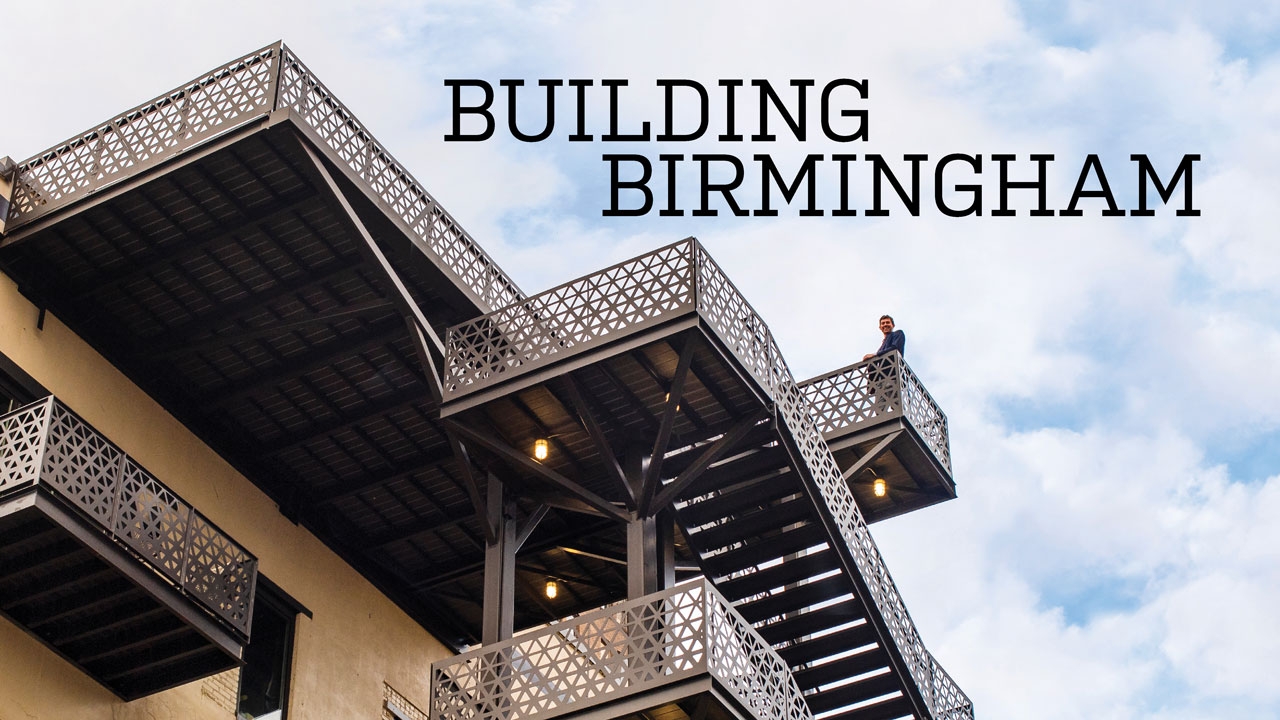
[534,438,549,461]
[545,579,558,599]
[873,477,887,498]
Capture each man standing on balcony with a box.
[863,315,904,415]
[864,315,905,360]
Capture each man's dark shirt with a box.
[875,329,906,357]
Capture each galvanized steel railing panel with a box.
[4,43,523,314]
[6,46,278,229]
[273,47,523,313]
[444,241,696,396]
[767,344,968,718]
[442,238,970,718]
[929,651,975,720]
[0,397,257,636]
[799,354,953,474]
[431,580,811,720]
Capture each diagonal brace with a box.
[297,139,446,402]
[446,420,629,523]
[559,372,635,510]
[840,429,903,481]
[638,336,697,512]
[648,410,767,514]
[514,504,549,552]
[445,429,495,545]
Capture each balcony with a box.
[0,42,533,649]
[439,239,972,719]
[799,355,956,523]
[432,579,810,720]
[0,397,256,699]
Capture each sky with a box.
[4,1,1279,718]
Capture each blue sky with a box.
[4,2,1278,718]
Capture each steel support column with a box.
[481,474,517,644]
[625,462,676,599]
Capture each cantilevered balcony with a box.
[0,42,531,649]
[0,397,256,699]
[799,355,955,523]
[432,579,809,720]
[440,239,972,720]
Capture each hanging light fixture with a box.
[534,438,549,461]
[545,578,559,599]
[872,477,887,498]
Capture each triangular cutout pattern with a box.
[431,581,817,720]
[445,242,696,394]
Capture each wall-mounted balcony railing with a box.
[443,238,971,719]
[799,353,952,474]
[431,579,811,720]
[0,396,256,635]
[3,42,522,314]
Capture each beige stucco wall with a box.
[0,271,451,719]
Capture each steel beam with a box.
[638,337,697,514]
[445,430,494,545]
[446,420,629,523]
[840,430,902,481]
[296,138,447,400]
[649,410,766,513]
[559,372,635,510]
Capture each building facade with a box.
[0,44,970,720]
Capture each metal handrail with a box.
[4,42,523,314]
[442,238,971,718]
[430,579,811,720]
[0,396,257,636]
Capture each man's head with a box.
[879,315,895,334]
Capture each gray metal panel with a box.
[800,354,952,475]
[442,238,972,720]
[0,397,257,636]
[5,43,524,315]
[431,579,810,720]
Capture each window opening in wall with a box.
[238,580,304,720]
[0,351,45,412]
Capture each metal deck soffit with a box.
[0,43,970,720]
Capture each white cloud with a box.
[3,2,1277,718]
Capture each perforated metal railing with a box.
[929,651,974,720]
[431,579,811,720]
[0,397,257,636]
[443,239,972,719]
[444,240,696,395]
[799,354,953,474]
[3,42,523,314]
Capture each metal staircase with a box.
[671,425,960,720]
[440,239,972,720]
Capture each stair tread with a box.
[756,597,866,645]
[678,467,796,527]
[818,692,915,720]
[700,524,827,577]
[736,573,851,624]
[777,623,880,666]
[683,444,791,497]
[806,670,903,713]
[793,645,892,690]
[714,547,836,601]
[689,494,813,553]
